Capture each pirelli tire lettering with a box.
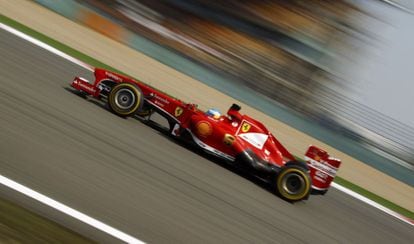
[108,83,144,117]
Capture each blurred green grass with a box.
[1,13,412,221]
[0,197,94,243]
[334,177,413,219]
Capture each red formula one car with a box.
[71,68,341,201]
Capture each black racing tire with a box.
[108,82,144,117]
[275,165,311,202]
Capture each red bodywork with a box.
[71,68,341,194]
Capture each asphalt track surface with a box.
[0,29,413,243]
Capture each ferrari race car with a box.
[71,68,341,201]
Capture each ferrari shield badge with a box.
[241,122,251,133]
[175,106,184,117]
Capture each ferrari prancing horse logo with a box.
[175,107,184,117]
[241,122,251,133]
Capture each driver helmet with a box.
[205,108,221,119]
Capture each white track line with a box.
[0,20,412,232]
[0,175,144,244]
[332,183,414,227]
[0,23,143,243]
[0,23,93,71]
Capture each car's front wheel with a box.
[276,165,311,202]
[108,82,143,117]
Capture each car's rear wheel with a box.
[276,165,311,202]
[108,83,143,117]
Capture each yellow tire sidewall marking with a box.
[109,83,142,116]
[277,168,310,200]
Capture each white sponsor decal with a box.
[313,171,328,184]
[238,133,268,150]
[305,156,338,177]
[171,123,180,136]
[78,81,96,93]
[153,94,170,104]
[145,100,179,122]
[154,100,165,107]
[105,72,122,81]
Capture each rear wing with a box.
[305,146,341,195]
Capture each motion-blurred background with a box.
[37,0,414,184]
